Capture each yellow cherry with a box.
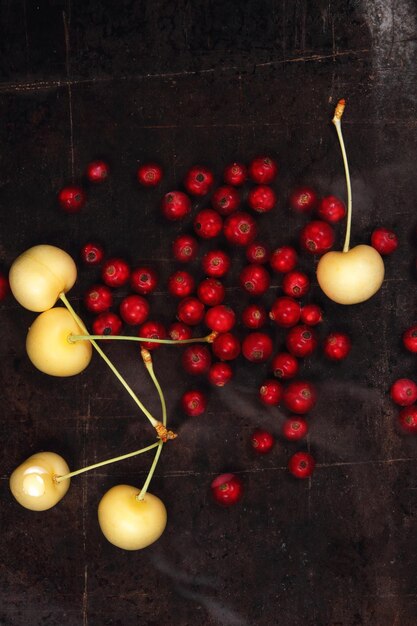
[10,452,70,511]
[98,485,167,550]
[26,307,92,376]
[317,244,385,305]
[9,244,77,312]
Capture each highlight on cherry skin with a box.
[9,244,77,312]
[9,452,70,511]
[98,485,167,550]
[26,307,92,376]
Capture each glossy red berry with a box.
[245,242,269,264]
[184,165,214,196]
[211,473,243,506]
[282,417,308,441]
[172,234,199,263]
[207,361,233,386]
[223,162,247,186]
[211,185,240,215]
[130,266,158,295]
[269,297,301,328]
[282,270,310,299]
[80,242,105,266]
[161,191,191,221]
[167,270,195,298]
[299,220,335,255]
[85,160,109,183]
[101,258,130,288]
[283,380,317,414]
[286,325,318,358]
[92,312,123,336]
[398,406,417,433]
[223,211,257,246]
[212,333,241,361]
[271,352,299,380]
[0,272,10,301]
[177,297,205,326]
[390,378,417,406]
[182,344,212,375]
[241,304,267,329]
[168,321,193,342]
[269,246,298,274]
[288,451,316,479]
[247,185,276,213]
[193,209,223,240]
[202,250,231,278]
[137,163,163,187]
[317,195,346,223]
[242,332,273,363]
[403,325,417,352]
[371,227,398,255]
[58,185,86,213]
[288,186,318,213]
[84,284,113,313]
[259,379,283,406]
[197,278,225,306]
[181,390,207,417]
[138,320,166,351]
[205,305,236,333]
[322,332,351,361]
[239,264,271,296]
[119,294,150,326]
[300,304,323,326]
[251,429,275,454]
[248,156,278,184]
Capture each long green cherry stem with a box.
[59,292,158,429]
[332,99,352,253]
[54,441,160,483]
[69,333,216,345]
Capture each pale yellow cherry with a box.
[317,244,385,305]
[9,244,77,312]
[98,485,167,550]
[10,452,70,511]
[26,307,92,376]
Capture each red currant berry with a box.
[85,160,109,183]
[371,227,398,255]
[241,304,267,329]
[211,185,240,215]
[182,344,212,375]
[282,270,310,299]
[137,163,163,187]
[247,185,276,213]
[92,312,123,336]
[245,242,269,264]
[288,451,316,479]
[80,242,104,266]
[177,297,205,326]
[223,162,247,186]
[168,270,195,298]
[248,156,278,184]
[316,195,346,223]
[398,406,417,433]
[402,326,417,353]
[119,294,150,326]
[286,325,318,358]
[58,185,86,213]
[271,352,299,380]
[300,304,323,326]
[193,209,223,240]
[0,272,10,301]
[322,332,351,361]
[138,320,166,351]
[207,361,233,386]
[239,264,271,296]
[172,234,199,263]
[161,191,191,221]
[251,429,275,454]
[211,473,243,506]
[181,389,207,417]
[283,380,317,414]
[197,278,225,306]
[212,332,241,361]
[390,378,417,406]
[289,186,318,213]
[282,417,308,441]
[223,211,257,246]
[202,250,231,277]
[168,321,193,341]
[205,305,236,333]
[242,332,273,363]
[299,220,335,255]
[184,165,214,196]
[130,267,158,295]
[269,297,301,328]
[269,246,298,273]
[259,379,283,405]
[84,284,113,313]
[101,258,130,288]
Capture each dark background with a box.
[1,1,417,625]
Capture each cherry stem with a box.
[137,349,167,502]
[59,292,158,428]
[68,333,216,345]
[332,99,352,253]
[54,441,160,483]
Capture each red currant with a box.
[282,270,310,299]
[212,333,241,361]
[92,312,123,336]
[239,264,271,296]
[138,320,166,351]
[269,246,298,273]
[283,380,317,414]
[205,305,236,333]
[245,242,269,264]
[211,185,240,215]
[247,185,276,213]
[390,378,417,406]
[197,278,225,306]
[316,195,346,223]
[402,326,417,353]
[182,344,212,375]
[259,379,283,406]
[248,156,278,184]
[167,270,195,298]
[0,272,10,301]
[207,361,233,386]
[177,297,205,326]
[299,220,335,255]
[161,191,191,221]
[168,321,193,342]
[282,417,308,441]
[223,162,247,186]
[371,227,398,255]
[322,332,351,361]
[271,352,299,380]
[80,242,104,266]
[223,211,257,246]
[288,451,316,479]
[137,163,163,187]
[251,429,275,454]
[101,258,130,288]
[288,186,318,213]
[193,209,223,240]
[119,294,150,326]
[300,304,323,326]
[286,325,318,358]
[58,185,86,213]
[84,284,113,313]
[181,390,207,417]
[269,297,301,328]
[172,234,199,263]
[211,473,243,506]
[241,304,267,329]
[184,165,214,196]
[85,160,109,183]
[398,406,417,433]
[130,266,158,295]
[242,332,273,363]
[202,250,231,278]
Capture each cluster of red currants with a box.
[390,324,417,434]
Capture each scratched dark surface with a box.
[1,1,417,625]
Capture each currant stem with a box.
[332,99,352,253]
[68,333,217,345]
[54,441,160,483]
[59,293,158,428]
